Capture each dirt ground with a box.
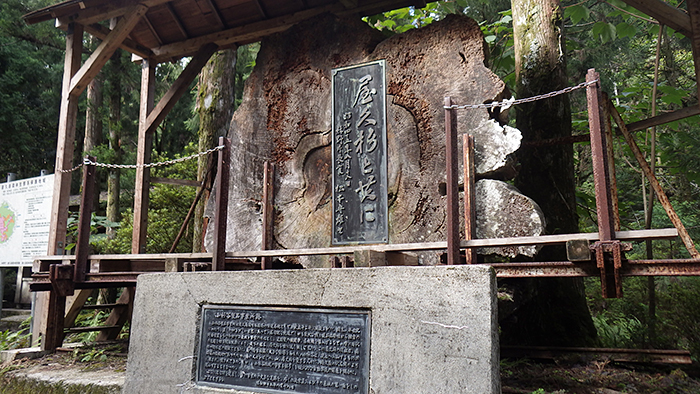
[501,358,700,394]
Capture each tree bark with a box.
[193,49,237,253]
[106,23,122,239]
[504,0,597,346]
[84,36,103,215]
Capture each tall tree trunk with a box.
[503,0,597,346]
[193,49,237,252]
[106,21,122,240]
[84,36,103,215]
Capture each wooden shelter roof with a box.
[24,0,425,63]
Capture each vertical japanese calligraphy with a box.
[332,60,388,245]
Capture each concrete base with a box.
[124,266,499,394]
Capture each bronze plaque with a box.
[196,306,370,394]
[332,60,388,245]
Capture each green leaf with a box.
[565,5,590,25]
[616,22,637,39]
[592,21,616,43]
[485,35,497,44]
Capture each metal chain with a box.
[58,145,224,173]
[444,79,598,110]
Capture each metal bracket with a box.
[590,240,632,298]
[49,263,75,297]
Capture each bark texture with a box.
[193,49,237,253]
[205,14,541,266]
[503,0,597,347]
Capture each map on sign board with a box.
[331,60,388,245]
[0,175,54,266]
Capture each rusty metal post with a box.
[261,161,275,269]
[587,69,622,298]
[462,134,476,264]
[444,97,460,265]
[74,156,96,283]
[601,92,620,232]
[212,137,231,271]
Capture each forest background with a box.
[1,0,700,361]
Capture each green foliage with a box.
[0,318,31,351]
[0,0,64,179]
[93,143,199,254]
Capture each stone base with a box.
[124,266,499,394]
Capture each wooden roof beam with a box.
[69,4,149,97]
[83,23,153,58]
[201,0,227,29]
[166,2,190,39]
[620,0,691,36]
[145,43,219,134]
[25,0,172,26]
[142,15,164,46]
[150,3,339,62]
[254,0,269,19]
[339,0,359,9]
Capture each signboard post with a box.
[332,60,388,245]
[0,175,54,267]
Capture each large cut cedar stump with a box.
[205,14,544,266]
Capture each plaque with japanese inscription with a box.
[196,306,371,394]
[331,60,388,245]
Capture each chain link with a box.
[58,145,224,173]
[444,79,598,110]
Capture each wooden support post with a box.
[444,97,460,265]
[74,157,96,283]
[353,250,387,267]
[212,137,231,271]
[132,59,156,254]
[462,134,476,264]
[586,69,616,242]
[48,22,83,257]
[587,69,622,298]
[40,22,83,352]
[43,290,66,351]
[602,93,621,232]
[261,161,275,269]
[609,103,700,259]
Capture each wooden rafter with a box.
[69,4,148,97]
[620,0,691,36]
[166,2,190,39]
[84,23,153,58]
[254,0,269,19]
[150,3,338,62]
[26,0,173,26]
[142,14,164,46]
[339,0,359,8]
[626,105,700,132]
[202,0,227,30]
[145,43,219,134]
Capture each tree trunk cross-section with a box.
[205,14,544,266]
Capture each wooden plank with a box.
[463,134,476,264]
[150,176,200,187]
[687,0,700,106]
[83,23,153,58]
[609,103,700,258]
[626,105,700,132]
[145,43,218,134]
[444,97,459,265]
[150,4,339,62]
[212,137,231,271]
[32,228,679,266]
[48,22,83,257]
[620,0,692,37]
[69,5,148,97]
[202,0,227,29]
[261,161,274,269]
[25,0,174,27]
[142,14,164,46]
[132,58,156,254]
[166,2,190,39]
